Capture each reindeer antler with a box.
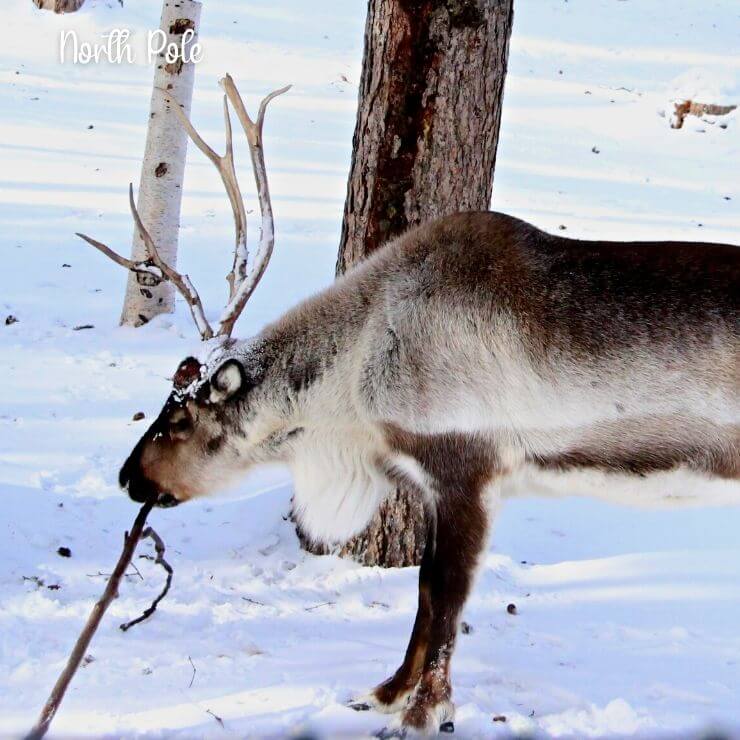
[165,90,247,301]
[77,76,290,340]
[218,76,291,337]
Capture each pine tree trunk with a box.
[305,0,513,567]
[337,0,514,273]
[120,0,201,327]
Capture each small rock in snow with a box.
[493,715,507,723]
[5,315,18,326]
[461,621,473,634]
[132,411,146,421]
[506,603,517,615]
[591,146,600,154]
[57,546,72,558]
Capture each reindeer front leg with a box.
[351,516,436,714]
[365,428,494,736]
[394,486,489,735]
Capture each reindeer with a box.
[81,75,739,736]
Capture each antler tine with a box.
[164,89,248,301]
[127,184,214,340]
[221,94,249,297]
[256,84,292,134]
[78,81,289,343]
[76,232,156,275]
[219,75,290,337]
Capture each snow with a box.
[668,67,740,108]
[1,0,738,737]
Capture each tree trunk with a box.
[305,0,513,567]
[32,0,85,12]
[337,0,514,274]
[120,0,202,328]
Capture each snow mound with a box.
[667,67,740,105]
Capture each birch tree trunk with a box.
[120,0,202,327]
[308,0,513,567]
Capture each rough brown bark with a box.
[297,487,428,566]
[303,0,513,567]
[336,0,514,274]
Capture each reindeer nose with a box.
[119,451,158,504]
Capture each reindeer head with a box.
[119,345,289,507]
[78,76,292,506]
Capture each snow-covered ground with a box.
[1,0,738,737]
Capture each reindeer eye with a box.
[169,409,193,437]
[171,417,191,433]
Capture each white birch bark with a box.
[120,0,202,327]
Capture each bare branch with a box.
[26,500,156,740]
[119,526,174,632]
[206,709,225,728]
[219,76,291,337]
[127,184,214,339]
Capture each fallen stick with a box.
[119,526,173,632]
[26,499,158,740]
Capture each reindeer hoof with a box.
[348,686,412,715]
[440,721,455,733]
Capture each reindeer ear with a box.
[210,360,243,403]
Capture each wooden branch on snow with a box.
[26,500,165,740]
[670,99,737,129]
[79,76,290,340]
[119,526,173,632]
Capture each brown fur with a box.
[120,211,739,734]
[373,427,494,728]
